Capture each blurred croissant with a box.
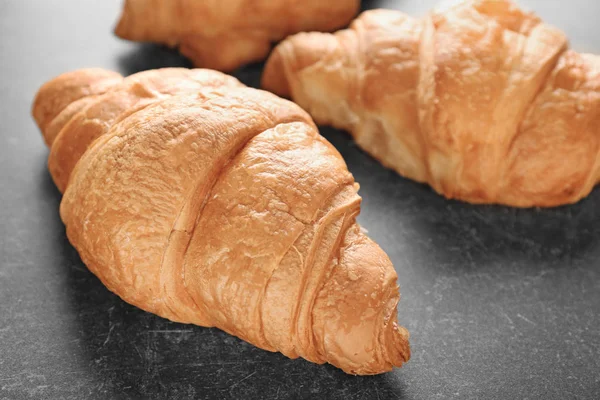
[32,68,410,375]
[263,0,600,207]
[115,0,360,72]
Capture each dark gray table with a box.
[1,1,599,399]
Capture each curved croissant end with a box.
[33,68,242,192]
[32,68,123,146]
[263,1,600,207]
[32,68,409,375]
[114,0,361,72]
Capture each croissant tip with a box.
[113,0,132,39]
[393,322,411,364]
[31,97,44,132]
[262,47,292,98]
[114,17,128,39]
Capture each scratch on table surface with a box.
[2,367,170,382]
[144,333,153,368]
[500,311,515,327]
[147,329,194,334]
[158,360,272,369]
[0,372,47,382]
[101,323,115,347]
[227,371,256,391]
[374,380,381,400]
[516,313,537,326]
[320,366,334,381]
[133,344,143,361]
[43,281,53,296]
[70,263,88,273]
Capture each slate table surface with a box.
[1,1,599,399]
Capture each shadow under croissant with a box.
[116,42,273,90]
[36,160,410,398]
[360,0,405,11]
[318,126,600,268]
[116,43,194,76]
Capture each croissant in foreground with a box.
[115,0,360,72]
[32,68,410,375]
[263,0,600,207]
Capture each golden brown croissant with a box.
[115,0,360,72]
[32,68,410,375]
[263,0,600,207]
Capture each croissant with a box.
[114,0,360,72]
[32,68,410,375]
[263,0,600,207]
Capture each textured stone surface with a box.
[1,0,599,398]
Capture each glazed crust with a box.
[114,0,360,72]
[262,0,600,207]
[32,68,410,375]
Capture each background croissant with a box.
[115,0,360,72]
[32,68,410,375]
[263,0,600,207]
